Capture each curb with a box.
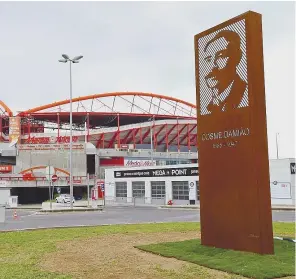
[0,221,193,233]
[39,207,103,213]
[159,206,200,210]
[159,206,295,211]
[274,236,296,243]
[9,207,42,210]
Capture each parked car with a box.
[56,194,75,203]
[74,195,83,201]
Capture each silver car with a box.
[56,194,75,203]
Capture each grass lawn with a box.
[0,222,294,279]
[136,239,295,279]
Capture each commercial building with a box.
[104,158,295,206]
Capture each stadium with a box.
[0,92,198,204]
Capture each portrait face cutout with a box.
[204,37,229,89]
[204,30,242,94]
[197,20,249,115]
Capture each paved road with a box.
[0,207,294,231]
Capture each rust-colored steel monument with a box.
[194,11,274,254]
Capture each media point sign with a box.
[194,11,274,254]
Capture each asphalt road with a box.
[0,207,294,232]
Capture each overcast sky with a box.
[0,1,295,159]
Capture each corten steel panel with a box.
[194,11,274,254]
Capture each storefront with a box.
[105,158,295,206]
[105,164,199,205]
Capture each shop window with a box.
[115,182,127,197]
[172,181,189,200]
[151,181,165,199]
[132,182,145,198]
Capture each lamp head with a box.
[73,55,83,61]
[62,54,70,60]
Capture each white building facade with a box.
[269,158,295,205]
[104,158,295,206]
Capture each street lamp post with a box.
[59,54,83,209]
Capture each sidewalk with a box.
[12,204,42,209]
[13,202,295,211]
[40,200,103,212]
[160,204,295,211]
[12,200,100,210]
[39,207,103,213]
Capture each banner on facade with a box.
[9,117,21,144]
[124,159,156,167]
[24,136,79,144]
[114,166,199,178]
[18,143,85,152]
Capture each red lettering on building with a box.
[125,160,155,167]
[25,136,79,144]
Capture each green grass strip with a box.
[0,222,294,279]
[136,239,295,279]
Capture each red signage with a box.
[66,178,82,185]
[0,165,13,173]
[25,136,79,144]
[51,174,58,182]
[124,159,156,167]
[22,173,35,181]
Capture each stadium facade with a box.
[0,92,198,203]
[1,92,294,206]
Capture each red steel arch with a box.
[0,100,13,117]
[19,92,196,115]
[13,92,198,150]
[0,101,13,141]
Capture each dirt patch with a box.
[39,231,247,279]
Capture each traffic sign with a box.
[51,174,58,182]
[57,187,61,194]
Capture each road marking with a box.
[24,211,38,217]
